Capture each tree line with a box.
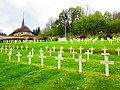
[40,6,120,37]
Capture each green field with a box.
[0,40,120,90]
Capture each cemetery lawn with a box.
[0,40,120,90]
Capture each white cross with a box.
[70,39,73,44]
[8,51,12,61]
[21,46,24,50]
[101,51,110,60]
[45,46,48,51]
[89,47,95,54]
[69,46,73,53]
[59,48,64,55]
[0,47,3,53]
[48,49,53,57]
[9,45,11,49]
[27,52,32,64]
[102,47,108,53]
[55,54,64,69]
[85,50,91,60]
[26,46,28,50]
[78,46,83,54]
[110,39,113,45]
[100,56,114,76]
[10,48,13,54]
[16,46,19,50]
[52,46,56,52]
[39,53,46,66]
[60,46,64,51]
[31,48,35,57]
[75,55,86,73]
[115,47,120,56]
[5,47,8,53]
[12,46,15,49]
[39,48,43,55]
[101,38,104,44]
[71,49,77,59]
[16,52,22,62]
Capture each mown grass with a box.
[0,40,120,90]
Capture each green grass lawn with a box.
[0,40,120,90]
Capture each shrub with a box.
[80,34,87,39]
[42,36,48,42]
[106,33,112,39]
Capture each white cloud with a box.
[0,0,120,35]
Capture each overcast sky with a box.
[0,0,120,35]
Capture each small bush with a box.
[42,36,48,42]
[106,33,112,39]
[80,34,87,39]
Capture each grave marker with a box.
[16,52,22,62]
[101,38,104,44]
[5,47,8,53]
[21,46,24,50]
[89,47,95,54]
[31,48,35,57]
[27,52,32,64]
[115,47,120,56]
[102,47,108,53]
[12,45,15,49]
[100,56,114,76]
[45,46,48,51]
[78,46,83,54]
[0,47,3,53]
[59,48,64,55]
[75,55,86,73]
[48,49,53,57]
[39,48,43,55]
[55,54,64,69]
[71,49,77,59]
[85,50,91,60]
[16,46,19,50]
[52,46,56,52]
[101,51,110,60]
[39,53,46,66]
[26,46,28,50]
[8,51,12,61]
[69,46,73,53]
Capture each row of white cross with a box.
[7,47,116,77]
[1,46,120,56]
